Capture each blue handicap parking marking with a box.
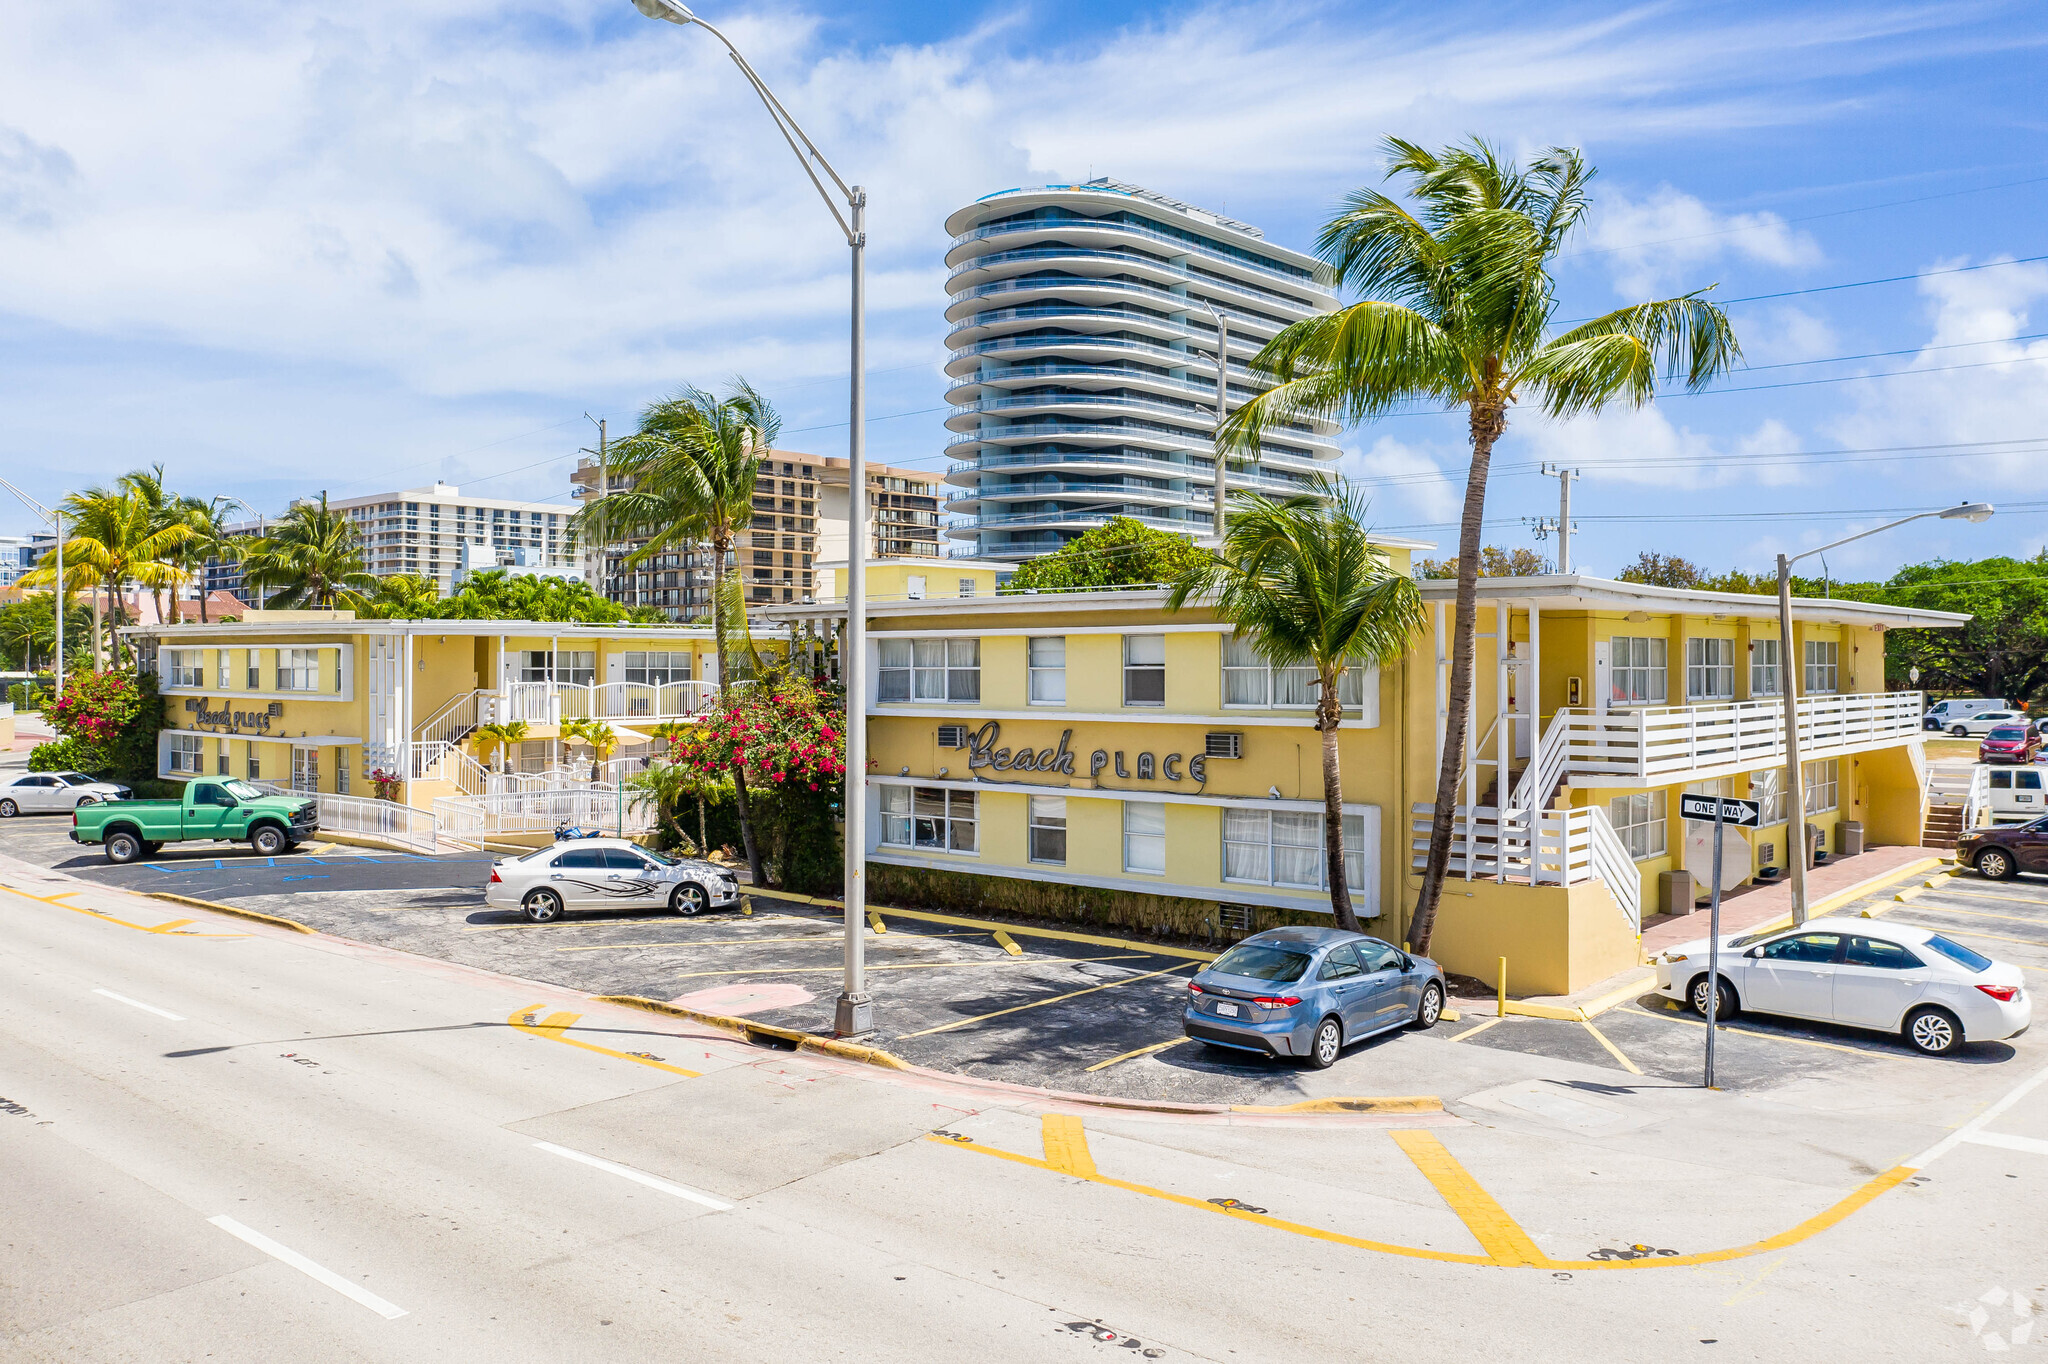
[280,874,330,883]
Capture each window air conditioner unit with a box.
[937,724,970,749]
[1204,732,1243,759]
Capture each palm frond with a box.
[1522,293,1742,417]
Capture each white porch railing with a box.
[416,688,490,746]
[409,741,492,797]
[499,680,715,724]
[1410,803,1642,935]
[249,782,441,854]
[432,783,655,841]
[1962,764,1991,833]
[1552,691,1922,783]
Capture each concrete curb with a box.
[591,994,915,1071]
[739,885,1220,963]
[147,891,317,934]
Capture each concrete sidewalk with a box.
[1637,843,1946,956]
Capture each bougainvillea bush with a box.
[31,670,164,780]
[666,670,845,894]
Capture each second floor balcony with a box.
[1539,691,1923,790]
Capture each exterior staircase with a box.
[1921,766,1982,849]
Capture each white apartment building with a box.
[207,484,579,599]
[942,178,1342,560]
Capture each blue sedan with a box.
[1182,927,1447,1068]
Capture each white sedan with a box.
[485,838,742,922]
[1654,915,2029,1055]
[0,771,133,817]
[1947,709,2028,737]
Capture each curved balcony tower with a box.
[942,178,1342,559]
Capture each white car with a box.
[1947,709,2027,737]
[0,770,133,817]
[1654,915,2029,1056]
[484,838,742,923]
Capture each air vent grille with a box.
[936,724,969,749]
[1204,732,1242,759]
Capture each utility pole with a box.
[1535,463,1578,573]
[584,414,608,600]
[1196,302,1231,545]
[0,476,65,700]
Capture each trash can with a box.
[1658,869,1695,917]
[1841,820,1865,857]
[1806,823,1824,867]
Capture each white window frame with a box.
[1609,636,1667,705]
[1686,637,1735,701]
[878,638,981,704]
[217,651,231,690]
[1803,758,1840,814]
[1222,808,1366,893]
[1028,795,1068,865]
[521,650,596,686]
[624,651,691,685]
[1123,801,1166,874]
[278,647,320,692]
[1028,636,1065,705]
[958,578,977,598]
[1804,640,1839,695]
[1222,633,1368,710]
[291,746,320,793]
[1123,634,1165,708]
[1607,791,1667,860]
[879,784,978,853]
[1751,767,1787,825]
[167,733,205,774]
[165,649,204,689]
[1750,637,1781,698]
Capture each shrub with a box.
[27,736,92,773]
[41,670,165,782]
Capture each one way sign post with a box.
[1678,794,1760,1089]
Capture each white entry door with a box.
[1593,641,1611,716]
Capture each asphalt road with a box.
[9,870,2048,1360]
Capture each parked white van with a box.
[1925,698,2011,732]
[1987,767,2046,822]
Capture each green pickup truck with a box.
[70,779,320,864]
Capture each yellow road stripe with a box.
[1580,1019,1642,1075]
[1578,973,1657,1018]
[1084,1037,1192,1072]
[663,954,1150,982]
[1040,1115,1098,1177]
[895,962,1197,1040]
[1622,1006,1874,1056]
[1893,901,2048,926]
[507,1004,701,1078]
[926,1134,1910,1271]
[1448,1016,1506,1043]
[0,882,246,937]
[1391,1129,1548,1266]
[925,1135,1493,1266]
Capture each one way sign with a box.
[1679,794,1762,827]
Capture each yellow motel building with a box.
[774,551,1967,995]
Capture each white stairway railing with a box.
[1553,691,1922,782]
[432,783,655,841]
[250,782,441,854]
[1509,712,1571,814]
[416,688,489,746]
[1961,764,1992,833]
[1410,802,1642,935]
[408,741,491,797]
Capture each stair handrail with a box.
[415,688,487,745]
[1508,710,1572,817]
[1583,803,1643,934]
[1961,763,1992,833]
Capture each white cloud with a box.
[1829,255,2048,486]
[1514,405,1805,490]
[1740,305,1839,366]
[1585,187,1822,299]
[1348,433,1461,527]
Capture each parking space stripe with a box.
[207,1215,407,1320]
[669,954,1154,983]
[895,962,1197,1040]
[1391,1130,1547,1266]
[1040,1115,1098,1177]
[1447,1016,1507,1043]
[1921,887,2048,908]
[1905,1059,2048,1168]
[1579,1019,1642,1074]
[507,1004,702,1077]
[1895,901,2048,926]
[553,933,846,953]
[1084,1037,1192,1072]
[1621,1006,1878,1057]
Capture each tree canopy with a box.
[1416,545,1552,579]
[1003,517,1209,593]
[359,569,664,623]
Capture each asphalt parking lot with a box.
[6,810,2045,1109]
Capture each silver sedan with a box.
[485,838,742,923]
[0,771,133,817]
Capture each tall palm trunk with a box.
[1318,664,1360,933]
[711,533,764,886]
[1409,396,1507,955]
[89,588,106,671]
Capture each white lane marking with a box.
[93,988,184,1021]
[532,1141,732,1210]
[1907,1059,2048,1169]
[1964,1131,2048,1157]
[207,1215,408,1320]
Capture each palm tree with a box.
[1167,480,1425,931]
[1221,137,1740,955]
[473,720,529,774]
[563,718,620,781]
[241,492,378,610]
[366,573,441,620]
[576,381,778,884]
[178,495,247,624]
[22,484,193,669]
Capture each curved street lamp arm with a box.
[1783,511,1938,568]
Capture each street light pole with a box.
[1195,301,1230,545]
[1776,501,1993,924]
[630,0,874,1035]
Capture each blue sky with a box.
[2,0,2046,579]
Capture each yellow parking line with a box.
[1923,886,2048,908]
[896,962,1198,1040]
[554,933,850,953]
[462,917,679,933]
[0,882,246,937]
[1622,1006,1874,1056]
[1084,1037,1192,1072]
[1893,902,2048,927]
[507,1004,701,1078]
[1580,1019,1642,1075]
[1391,1129,1547,1266]
[928,1130,1913,1271]
[1907,924,2048,950]
[671,954,1151,982]
[1448,1016,1506,1043]
[1040,1115,1098,1177]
